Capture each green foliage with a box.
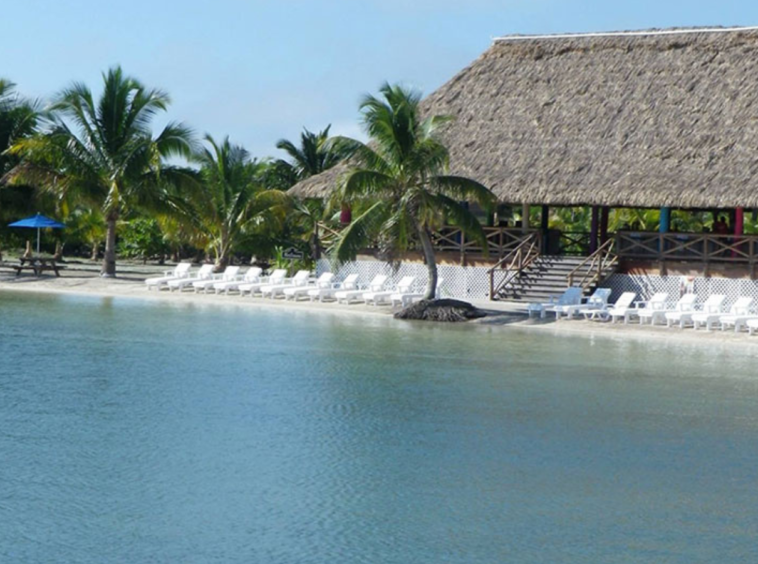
[273,125,350,189]
[164,135,290,268]
[330,83,495,298]
[6,67,195,274]
[117,218,167,260]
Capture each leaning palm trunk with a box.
[417,225,438,300]
[102,216,117,277]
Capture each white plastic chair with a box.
[391,278,445,308]
[145,262,191,290]
[335,274,388,304]
[638,293,696,325]
[167,264,215,292]
[625,292,668,324]
[364,276,415,306]
[666,294,725,328]
[260,270,311,299]
[308,273,359,302]
[693,296,753,331]
[239,269,287,296]
[554,288,612,320]
[214,267,262,294]
[527,287,583,319]
[193,266,240,293]
[283,272,335,301]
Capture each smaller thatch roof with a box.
[290,26,758,209]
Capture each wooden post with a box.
[735,207,744,235]
[600,207,610,244]
[590,206,599,254]
[541,205,549,253]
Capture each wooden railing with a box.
[616,231,758,275]
[487,232,541,300]
[558,231,591,256]
[567,238,618,290]
[432,226,540,262]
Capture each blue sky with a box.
[3,0,758,157]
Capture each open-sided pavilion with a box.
[291,26,758,294]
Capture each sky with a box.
[3,0,758,158]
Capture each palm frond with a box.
[331,200,390,263]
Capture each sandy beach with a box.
[2,261,758,352]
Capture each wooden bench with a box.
[13,257,62,277]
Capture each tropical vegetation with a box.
[330,83,496,299]
[2,70,758,284]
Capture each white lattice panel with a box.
[602,274,758,310]
[316,259,493,300]
[319,259,758,307]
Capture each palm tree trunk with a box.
[90,241,99,261]
[101,216,117,277]
[417,225,438,300]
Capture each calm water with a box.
[1,291,758,563]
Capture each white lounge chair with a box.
[260,270,311,299]
[335,274,388,304]
[167,264,215,292]
[145,262,191,290]
[391,278,445,308]
[364,276,415,306]
[554,288,612,320]
[238,268,287,296]
[666,294,725,328]
[283,272,335,301]
[746,318,758,336]
[719,297,756,332]
[638,293,697,325]
[584,291,637,322]
[192,266,240,293]
[624,292,668,324]
[693,297,753,331]
[214,267,262,294]
[308,273,359,302]
[527,287,583,319]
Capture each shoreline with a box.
[2,270,758,353]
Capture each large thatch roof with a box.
[290,27,758,208]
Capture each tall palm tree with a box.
[274,125,348,185]
[0,80,41,232]
[165,134,290,269]
[7,67,194,276]
[332,83,496,300]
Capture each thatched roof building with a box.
[290,27,758,209]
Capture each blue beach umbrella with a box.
[8,213,65,254]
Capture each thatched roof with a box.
[290,27,758,209]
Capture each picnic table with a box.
[13,257,62,277]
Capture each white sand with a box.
[2,265,758,352]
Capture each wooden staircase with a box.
[489,238,618,301]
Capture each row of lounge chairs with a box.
[144,263,437,307]
[528,287,758,334]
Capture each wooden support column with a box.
[521,203,530,234]
[659,207,671,233]
[735,207,744,235]
[600,207,610,244]
[541,205,549,253]
[590,206,600,254]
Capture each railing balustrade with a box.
[567,238,618,290]
[616,231,758,275]
[487,232,542,300]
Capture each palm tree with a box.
[274,125,348,185]
[165,134,290,269]
[332,83,496,300]
[0,80,40,232]
[7,67,194,276]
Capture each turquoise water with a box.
[1,291,758,563]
